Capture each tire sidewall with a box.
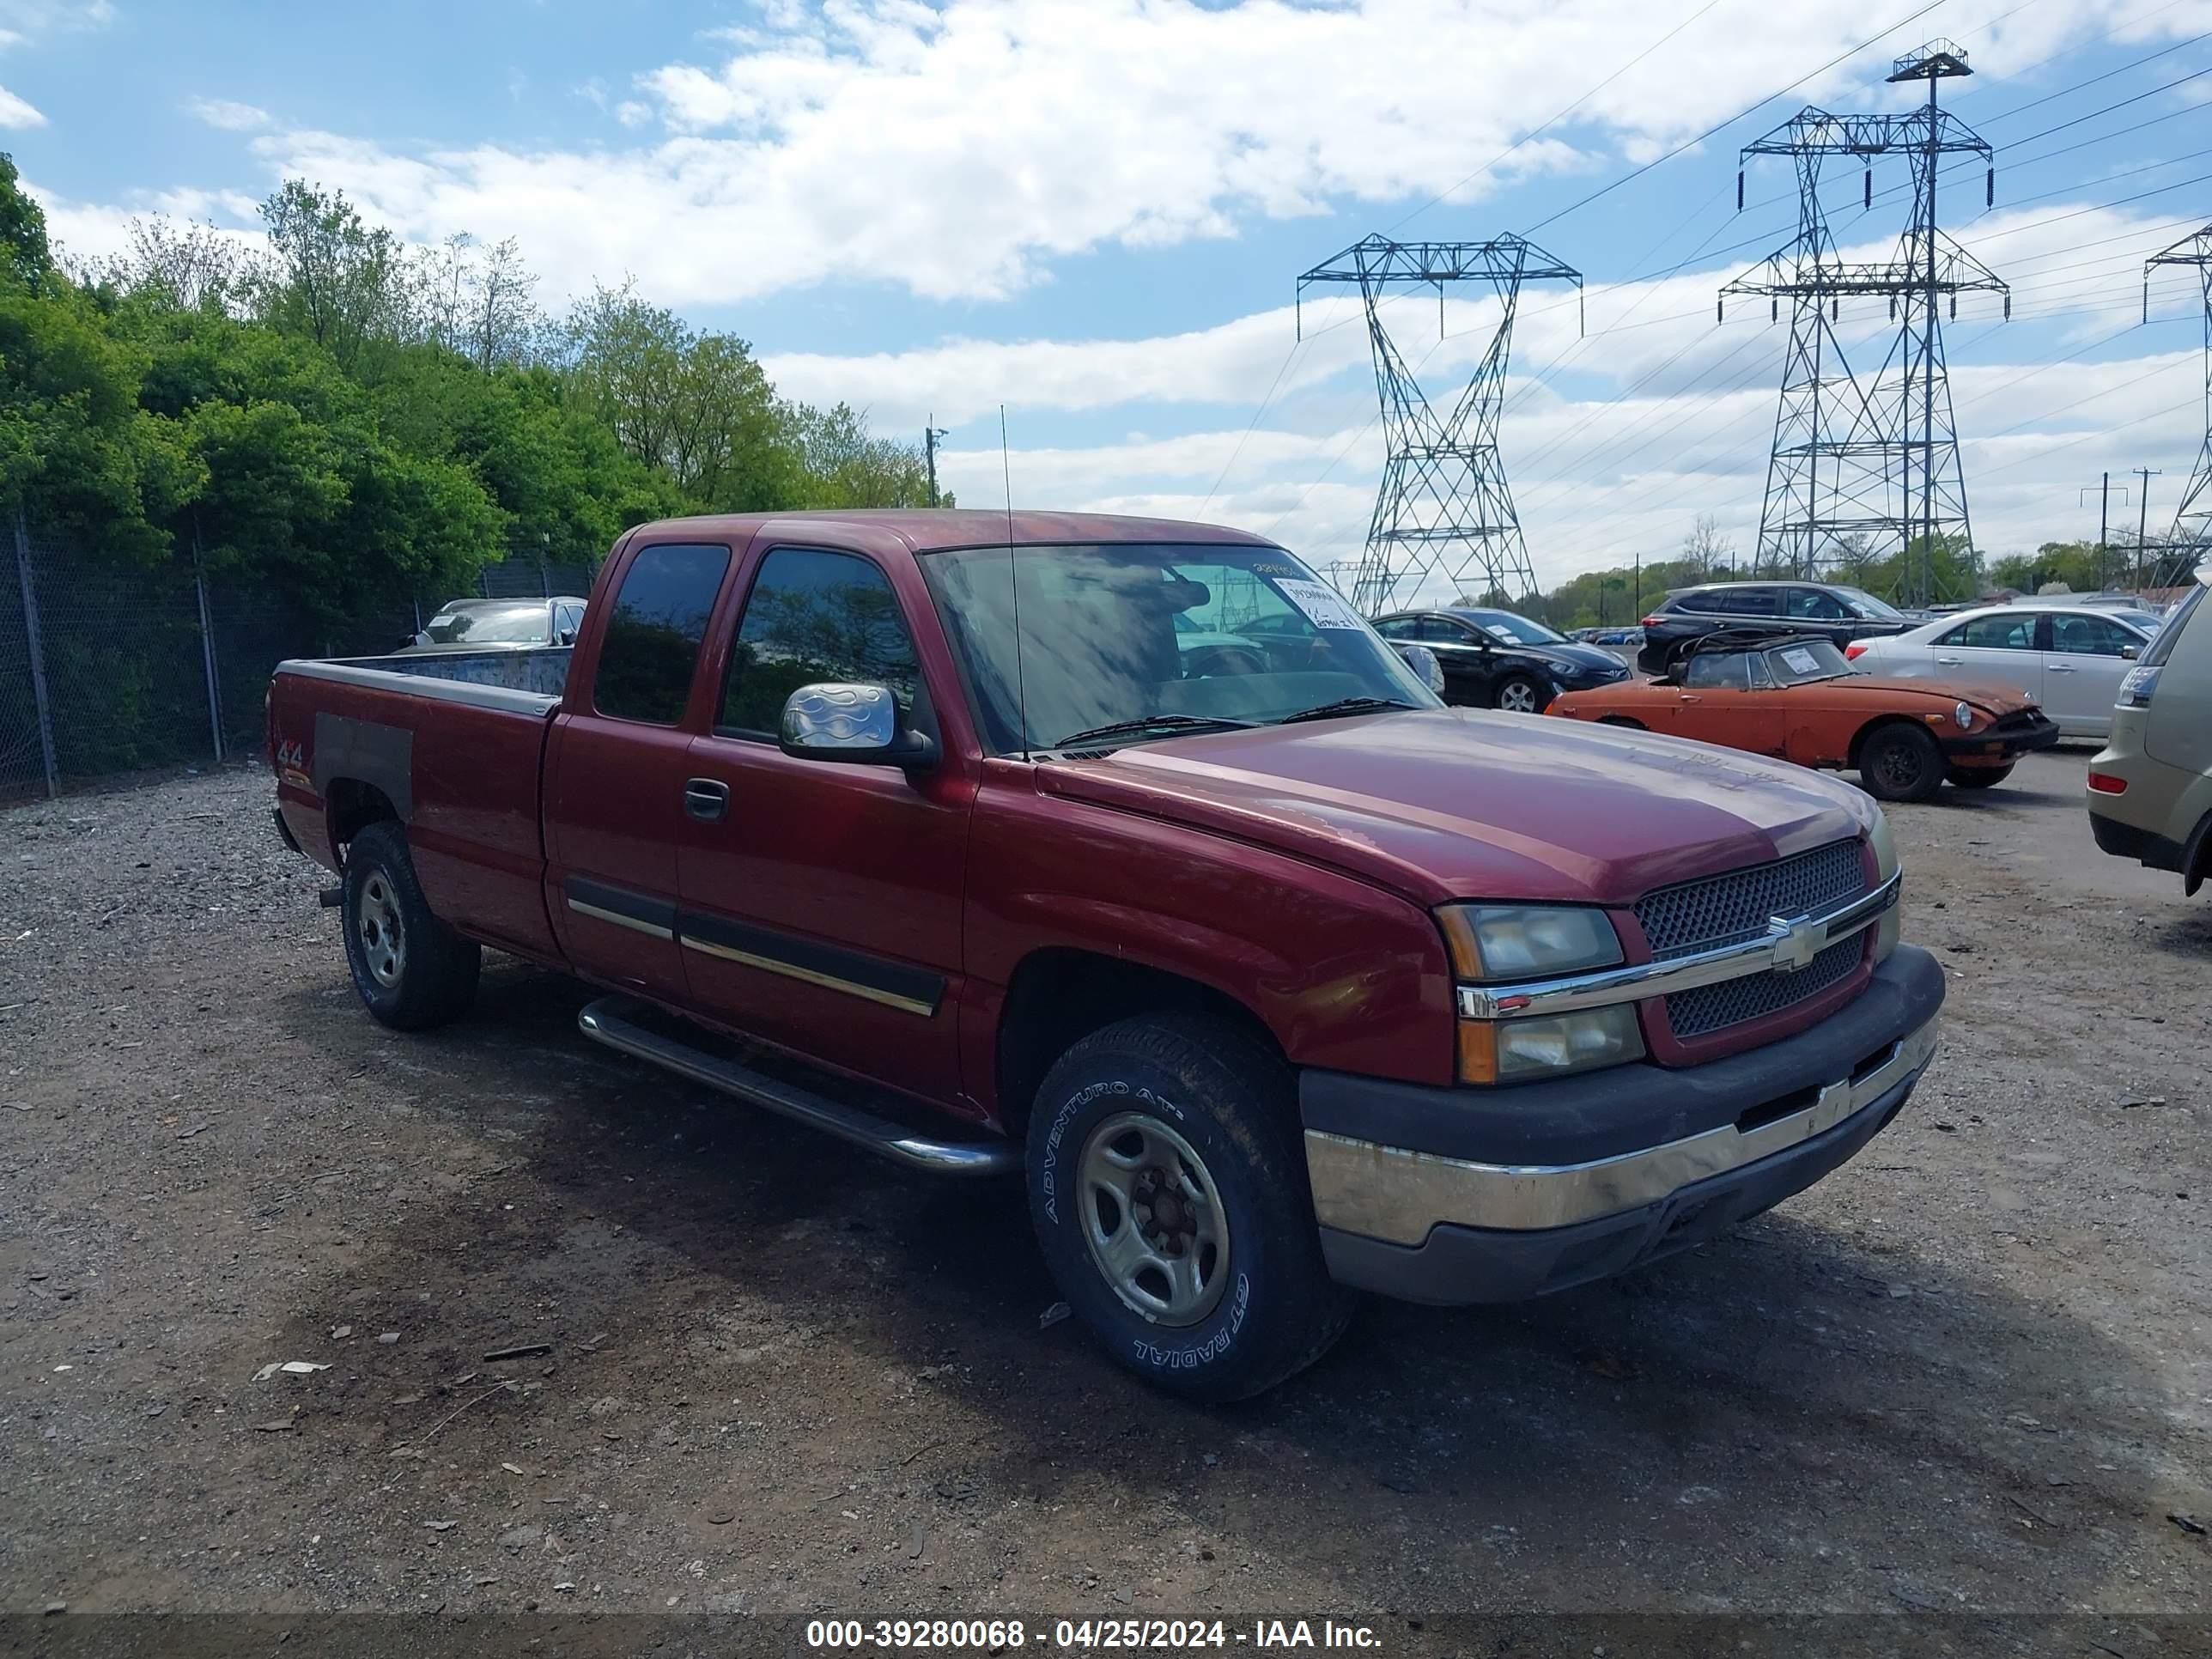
[341,828,410,1021]
[1863,725,1940,801]
[1029,1048,1287,1391]
[1495,674,1548,714]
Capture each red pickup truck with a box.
[270,511,1943,1401]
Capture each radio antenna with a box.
[1000,404,1031,762]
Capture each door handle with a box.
[1935,656,1963,665]
[684,777,731,823]
[2047,663,2077,673]
[1679,694,1702,703]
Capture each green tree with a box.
[790,401,941,508]
[0,159,185,559]
[250,180,416,369]
[0,152,52,284]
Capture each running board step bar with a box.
[576,996,1019,1178]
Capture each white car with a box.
[1845,603,2154,739]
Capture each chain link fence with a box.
[0,510,602,803]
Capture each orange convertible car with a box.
[1548,629,2061,802]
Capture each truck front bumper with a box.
[1301,945,1944,1305]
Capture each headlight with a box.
[1458,1006,1644,1084]
[1437,904,1624,980]
[1954,701,1974,729]
[1867,811,1902,963]
[1439,904,1638,1084]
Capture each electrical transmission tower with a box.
[1721,43,2007,605]
[2148,222,2212,586]
[1297,234,1580,615]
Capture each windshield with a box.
[1835,586,1905,622]
[1459,610,1565,646]
[919,544,1438,753]
[424,604,550,645]
[2140,581,2206,668]
[1762,639,1855,684]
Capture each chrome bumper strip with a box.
[1457,869,1901,1021]
[1305,1012,1939,1245]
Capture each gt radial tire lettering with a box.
[1041,1079,1129,1224]
[1133,1273,1249,1369]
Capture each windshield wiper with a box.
[1051,714,1257,749]
[1275,696,1421,726]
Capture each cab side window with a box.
[2048,614,2138,657]
[720,548,922,737]
[592,543,732,725]
[1713,588,1778,617]
[1939,614,2033,651]
[1784,588,1848,620]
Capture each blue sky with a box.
[7,0,2212,598]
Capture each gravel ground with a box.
[1,750,2208,1650]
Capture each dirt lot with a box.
[2,750,2208,1649]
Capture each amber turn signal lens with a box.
[1456,1019,1498,1085]
[1437,908,1486,980]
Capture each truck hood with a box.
[1038,708,1876,908]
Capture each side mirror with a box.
[2120,643,2140,660]
[779,683,938,769]
[1394,643,1446,696]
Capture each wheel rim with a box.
[356,872,406,988]
[1077,1111,1232,1328]
[1498,679,1538,713]
[1875,738,1926,793]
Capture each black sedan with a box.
[1372,607,1632,712]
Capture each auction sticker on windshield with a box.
[1275,579,1364,630]
[1781,647,1820,674]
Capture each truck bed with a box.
[270,647,570,962]
[279,645,573,708]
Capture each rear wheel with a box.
[1859,723,1944,804]
[1596,715,1646,730]
[341,820,481,1030]
[1493,673,1548,714]
[1945,763,2013,789]
[1025,1014,1354,1401]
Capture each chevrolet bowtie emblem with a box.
[1767,913,1823,973]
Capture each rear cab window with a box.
[592,542,733,724]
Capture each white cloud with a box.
[186,96,269,132]
[165,0,2185,310]
[0,82,40,126]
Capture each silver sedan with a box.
[1845,603,2154,738]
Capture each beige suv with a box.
[2089,572,2212,896]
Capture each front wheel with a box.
[342,820,482,1030]
[1946,763,2013,789]
[1859,723,1944,804]
[1492,673,1549,714]
[1026,1015,1354,1402]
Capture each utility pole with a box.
[2081,475,2127,592]
[2134,466,2160,592]
[924,416,949,508]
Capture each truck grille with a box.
[1633,838,1867,960]
[1663,935,1863,1039]
[1633,838,1871,1042]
